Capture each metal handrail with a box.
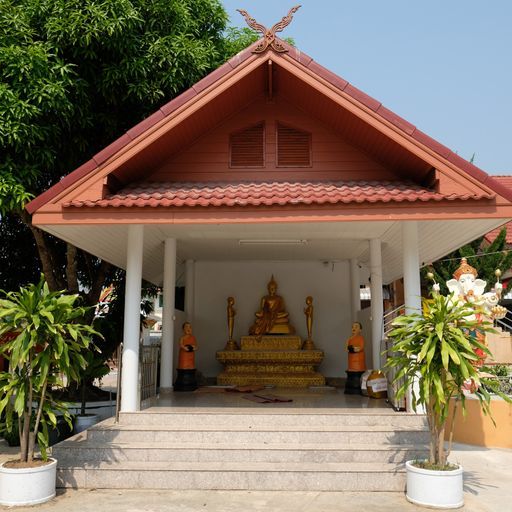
[495,313,512,334]
[140,344,160,403]
[383,304,405,336]
[383,304,405,320]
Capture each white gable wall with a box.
[192,260,357,379]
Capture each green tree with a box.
[0,0,251,299]
[386,291,511,469]
[0,277,98,462]
[422,227,512,295]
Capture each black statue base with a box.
[344,370,364,395]
[173,368,198,392]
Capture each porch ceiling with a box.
[42,218,507,286]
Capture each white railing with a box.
[383,304,405,337]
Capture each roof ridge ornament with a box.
[237,5,301,54]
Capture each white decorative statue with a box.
[444,258,506,322]
[436,257,507,367]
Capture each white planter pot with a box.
[0,457,57,506]
[406,460,464,509]
[74,413,100,433]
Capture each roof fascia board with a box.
[32,201,512,227]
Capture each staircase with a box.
[53,408,429,491]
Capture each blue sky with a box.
[222,0,512,174]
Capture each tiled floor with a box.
[143,386,394,412]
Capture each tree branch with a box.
[19,210,60,292]
[86,258,113,306]
[29,378,48,462]
[66,243,79,293]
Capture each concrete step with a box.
[53,440,428,464]
[57,460,408,491]
[53,410,429,491]
[86,423,429,445]
[119,410,428,428]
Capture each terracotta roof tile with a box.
[376,105,415,135]
[127,110,166,140]
[409,129,452,158]
[484,176,512,244]
[92,134,132,166]
[307,60,349,91]
[484,225,512,245]
[159,88,197,116]
[343,84,381,112]
[64,180,493,209]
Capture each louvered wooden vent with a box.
[277,123,311,167]
[230,122,265,168]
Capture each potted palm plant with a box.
[0,277,97,506]
[385,290,511,509]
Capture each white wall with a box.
[192,260,353,378]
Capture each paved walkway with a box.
[1,442,511,511]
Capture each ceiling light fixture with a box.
[238,239,308,245]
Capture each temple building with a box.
[27,25,512,413]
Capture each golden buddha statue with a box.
[249,276,295,335]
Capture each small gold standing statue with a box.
[303,296,316,350]
[224,296,238,350]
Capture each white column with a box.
[185,259,195,323]
[350,258,361,322]
[160,238,177,391]
[121,225,144,412]
[402,221,422,314]
[402,221,424,413]
[370,239,384,369]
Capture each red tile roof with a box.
[484,176,512,244]
[492,175,512,189]
[26,38,512,214]
[485,225,512,245]
[64,181,493,209]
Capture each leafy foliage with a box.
[0,276,99,462]
[0,0,257,384]
[0,1,287,408]
[422,228,512,295]
[0,214,41,290]
[385,291,511,468]
[0,0,239,218]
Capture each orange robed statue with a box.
[346,322,366,372]
[178,322,197,370]
[174,322,199,391]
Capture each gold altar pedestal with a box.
[240,335,302,350]
[216,335,325,388]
